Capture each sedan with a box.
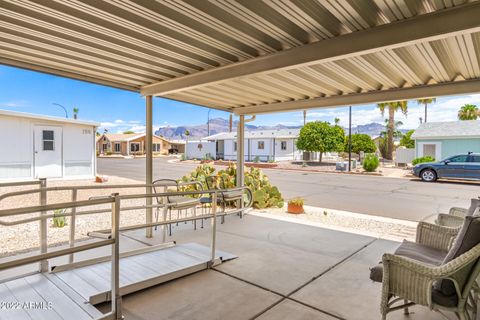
[412,153,480,182]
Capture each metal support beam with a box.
[39,178,48,272]
[236,115,245,215]
[141,2,480,96]
[145,95,153,238]
[233,78,480,115]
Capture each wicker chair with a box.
[372,220,480,320]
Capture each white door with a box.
[34,126,63,178]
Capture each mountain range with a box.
[155,117,406,140]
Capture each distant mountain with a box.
[155,117,407,140]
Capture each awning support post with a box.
[236,115,245,216]
[146,95,153,238]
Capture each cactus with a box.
[179,162,283,209]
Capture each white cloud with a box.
[0,101,27,107]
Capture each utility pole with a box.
[229,114,233,132]
[207,109,212,136]
[303,110,307,126]
[348,106,352,172]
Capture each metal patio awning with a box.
[1,0,480,114]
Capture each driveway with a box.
[98,157,479,222]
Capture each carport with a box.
[2,0,479,237]
[1,1,480,319]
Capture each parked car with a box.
[413,152,480,182]
[168,147,179,154]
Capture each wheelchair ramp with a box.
[52,243,236,305]
[0,273,102,320]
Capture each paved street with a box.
[98,157,479,222]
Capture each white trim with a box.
[0,109,100,127]
[417,141,442,160]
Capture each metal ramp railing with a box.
[0,181,252,319]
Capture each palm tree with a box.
[73,107,79,119]
[458,104,479,120]
[416,98,436,123]
[377,101,408,160]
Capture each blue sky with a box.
[1,65,479,133]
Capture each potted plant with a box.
[287,197,304,214]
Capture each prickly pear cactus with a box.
[179,162,284,209]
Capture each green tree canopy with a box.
[296,121,344,162]
[346,134,376,160]
[400,130,415,148]
[123,130,135,134]
[458,104,479,120]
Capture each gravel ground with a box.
[254,205,418,242]
[0,177,174,257]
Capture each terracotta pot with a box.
[287,203,304,214]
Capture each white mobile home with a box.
[205,129,302,162]
[0,110,99,180]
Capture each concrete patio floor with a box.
[112,214,459,320]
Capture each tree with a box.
[400,130,415,148]
[123,130,135,134]
[377,101,408,160]
[296,121,344,163]
[73,107,79,119]
[346,134,376,160]
[416,98,436,123]
[458,104,479,120]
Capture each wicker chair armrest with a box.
[449,207,468,218]
[435,213,464,228]
[416,221,459,251]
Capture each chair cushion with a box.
[167,196,200,209]
[431,288,459,308]
[222,190,243,201]
[369,240,446,283]
[434,216,480,297]
[395,240,447,265]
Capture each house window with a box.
[258,141,264,150]
[153,143,161,152]
[234,142,237,152]
[42,130,54,151]
[281,141,287,150]
[114,143,121,152]
[130,143,140,152]
[102,143,108,151]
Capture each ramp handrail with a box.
[0,194,121,320]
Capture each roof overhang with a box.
[1,0,480,114]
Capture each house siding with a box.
[415,138,480,160]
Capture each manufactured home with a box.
[0,110,99,180]
[412,120,480,160]
[205,129,303,161]
[96,133,171,156]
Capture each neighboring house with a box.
[0,109,98,180]
[96,133,170,156]
[167,139,186,154]
[205,129,303,161]
[411,120,480,160]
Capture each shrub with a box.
[52,209,67,228]
[362,154,379,172]
[253,156,260,163]
[412,156,435,165]
[288,198,304,206]
[106,151,112,156]
[179,163,284,209]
